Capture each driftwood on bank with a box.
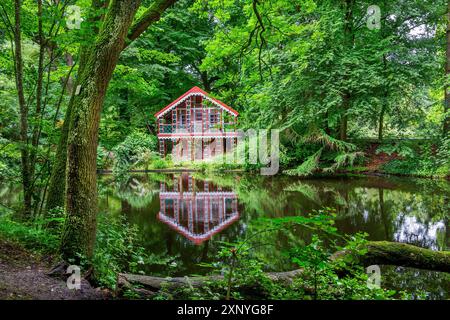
[117,241,450,297]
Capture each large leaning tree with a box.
[41,0,177,263]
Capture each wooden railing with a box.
[159,122,236,134]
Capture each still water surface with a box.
[2,172,447,297]
[98,172,449,298]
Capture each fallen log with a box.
[117,269,305,297]
[117,241,450,297]
[331,241,450,273]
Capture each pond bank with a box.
[97,145,449,180]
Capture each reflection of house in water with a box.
[158,174,239,245]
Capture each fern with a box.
[323,151,365,173]
[284,127,362,176]
[302,128,356,152]
[285,147,323,176]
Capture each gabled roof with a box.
[158,211,240,245]
[154,86,239,118]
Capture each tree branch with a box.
[124,0,177,50]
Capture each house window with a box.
[195,111,203,122]
[179,114,186,125]
[209,112,219,124]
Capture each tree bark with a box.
[378,54,389,141]
[331,241,450,273]
[60,0,142,262]
[46,1,112,212]
[29,0,45,211]
[339,0,354,141]
[117,269,305,298]
[45,95,75,212]
[13,0,32,217]
[340,93,349,141]
[444,0,450,136]
[46,0,177,213]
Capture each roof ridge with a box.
[154,86,239,118]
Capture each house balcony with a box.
[158,122,238,139]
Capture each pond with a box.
[97,172,449,299]
[0,172,447,298]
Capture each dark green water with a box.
[2,172,447,298]
[97,172,449,298]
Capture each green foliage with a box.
[284,130,364,176]
[435,136,450,169]
[376,141,416,158]
[92,213,178,289]
[111,130,158,175]
[97,144,112,170]
[378,140,450,178]
[0,210,61,253]
[148,156,169,170]
[155,209,398,300]
[92,214,145,288]
[283,232,396,300]
[0,135,21,181]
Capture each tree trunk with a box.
[378,54,389,141]
[117,269,305,298]
[444,0,450,136]
[339,94,349,141]
[378,2,389,141]
[378,108,385,141]
[29,0,45,210]
[13,0,32,217]
[60,0,141,262]
[339,98,348,141]
[46,0,176,213]
[331,241,450,273]
[46,0,112,212]
[45,95,75,211]
[339,0,354,141]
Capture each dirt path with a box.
[0,239,109,300]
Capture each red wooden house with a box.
[155,86,239,160]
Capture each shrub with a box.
[112,130,158,175]
[92,214,147,288]
[92,214,178,289]
[0,210,61,253]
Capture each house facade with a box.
[155,86,239,160]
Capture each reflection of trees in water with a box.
[393,216,446,250]
[96,173,449,276]
[381,266,450,299]
[109,175,160,209]
[192,174,450,270]
[281,178,447,251]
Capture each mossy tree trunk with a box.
[46,0,110,212]
[332,241,450,273]
[46,94,75,212]
[60,0,141,262]
[47,0,176,213]
[59,0,177,262]
[444,0,450,136]
[13,0,32,217]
